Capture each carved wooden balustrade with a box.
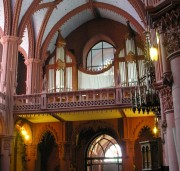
[13,87,133,114]
[0,92,6,111]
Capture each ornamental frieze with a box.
[159,87,173,112]
[154,7,180,55]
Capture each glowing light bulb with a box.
[150,46,158,61]
[21,129,27,136]
[25,135,29,140]
[153,126,158,135]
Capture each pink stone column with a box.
[165,109,179,171]
[158,32,172,86]
[159,32,171,76]
[0,136,14,171]
[0,36,20,135]
[159,92,169,167]
[0,36,20,93]
[25,58,43,94]
[168,50,180,168]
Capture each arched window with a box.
[86,134,122,171]
[86,41,115,71]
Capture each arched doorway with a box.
[86,134,122,171]
[37,131,60,171]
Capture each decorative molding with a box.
[159,86,173,112]
[154,7,180,55]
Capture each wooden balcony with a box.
[13,87,133,114]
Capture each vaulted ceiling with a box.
[0,0,146,62]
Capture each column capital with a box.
[25,58,43,65]
[0,35,21,44]
[153,7,180,55]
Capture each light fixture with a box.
[150,45,158,61]
[21,127,29,141]
[21,128,27,136]
[153,117,158,135]
[25,134,30,140]
[153,126,158,135]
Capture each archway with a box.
[37,131,60,171]
[86,134,122,171]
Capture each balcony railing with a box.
[13,87,133,114]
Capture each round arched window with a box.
[86,41,115,71]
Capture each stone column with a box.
[152,6,180,168]
[25,58,43,94]
[58,142,71,171]
[0,36,20,135]
[168,51,180,168]
[158,31,172,85]
[0,136,14,171]
[160,87,179,171]
[165,109,179,171]
[123,139,135,171]
[25,145,37,171]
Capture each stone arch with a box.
[71,120,124,171]
[35,124,59,145]
[72,120,121,148]
[133,117,154,139]
[18,46,28,60]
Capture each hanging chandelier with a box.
[130,28,160,114]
